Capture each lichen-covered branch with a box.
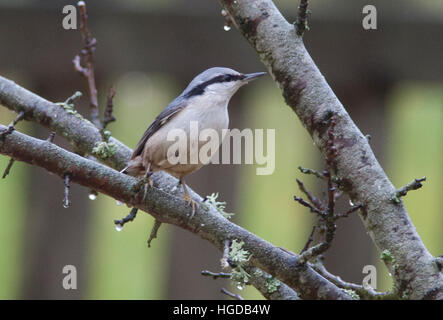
[311,259,394,300]
[0,121,349,300]
[218,0,443,299]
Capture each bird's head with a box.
[182,67,266,100]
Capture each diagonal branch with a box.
[0,124,350,300]
[218,0,443,299]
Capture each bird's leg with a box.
[171,179,181,193]
[179,177,198,218]
[142,162,153,201]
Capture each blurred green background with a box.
[0,0,442,299]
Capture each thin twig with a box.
[295,0,309,36]
[73,1,100,128]
[294,195,325,216]
[114,207,138,230]
[221,287,244,300]
[147,220,162,247]
[2,158,15,179]
[63,174,71,208]
[201,270,232,279]
[103,86,116,129]
[64,91,83,106]
[300,226,316,254]
[46,131,56,143]
[0,111,25,139]
[339,204,363,218]
[298,166,325,180]
[391,177,426,204]
[298,117,338,263]
[296,178,324,210]
[312,258,393,299]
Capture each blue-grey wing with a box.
[131,97,187,159]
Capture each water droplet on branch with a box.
[115,224,123,232]
[62,200,70,208]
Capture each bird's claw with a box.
[142,176,154,201]
[183,193,198,219]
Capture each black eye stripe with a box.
[222,74,245,82]
[184,74,245,98]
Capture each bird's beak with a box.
[243,72,267,82]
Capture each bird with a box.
[121,67,266,215]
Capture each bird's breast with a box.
[142,97,230,172]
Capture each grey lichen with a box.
[229,240,251,290]
[56,91,85,120]
[343,289,360,300]
[102,130,112,142]
[92,141,116,159]
[264,275,281,294]
[202,193,234,219]
[253,268,263,278]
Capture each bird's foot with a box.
[183,192,198,219]
[142,175,154,201]
[133,173,153,200]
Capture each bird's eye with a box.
[222,74,243,82]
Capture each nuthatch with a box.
[122,67,266,214]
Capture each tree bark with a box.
[218,0,442,299]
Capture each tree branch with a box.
[73,1,100,128]
[218,0,443,299]
[295,0,309,36]
[390,177,426,204]
[0,120,349,299]
[312,258,394,300]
